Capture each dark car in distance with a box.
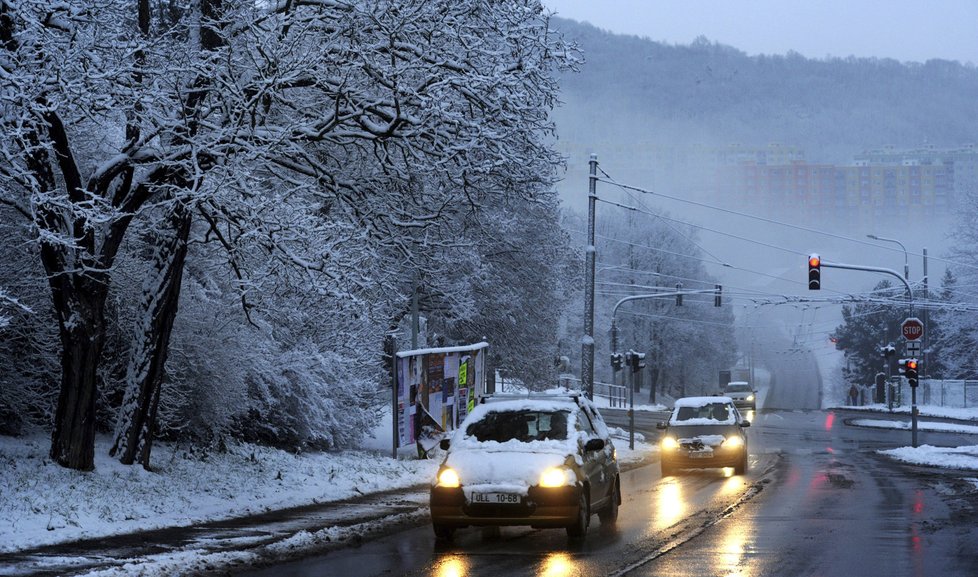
[657,396,750,476]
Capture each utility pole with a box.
[922,248,929,375]
[582,154,598,400]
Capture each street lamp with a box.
[867,234,909,280]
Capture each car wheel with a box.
[566,490,589,538]
[433,523,455,541]
[735,452,748,475]
[660,458,675,477]
[597,477,619,524]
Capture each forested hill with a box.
[551,18,978,163]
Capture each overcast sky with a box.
[542,0,978,65]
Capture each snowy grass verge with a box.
[832,403,978,422]
[879,444,978,471]
[0,432,654,555]
[0,434,439,554]
[851,419,978,435]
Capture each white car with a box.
[723,381,756,410]
[429,392,620,541]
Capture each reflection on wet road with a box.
[239,409,978,577]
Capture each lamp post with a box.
[867,234,909,280]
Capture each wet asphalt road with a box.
[238,408,978,577]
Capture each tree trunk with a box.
[48,274,109,471]
[111,203,192,469]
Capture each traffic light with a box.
[676,283,683,306]
[808,254,821,290]
[629,351,646,372]
[611,352,623,371]
[714,284,722,307]
[905,359,919,387]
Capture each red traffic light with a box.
[808,254,821,290]
[906,360,918,371]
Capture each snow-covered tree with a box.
[567,204,736,399]
[830,281,907,387]
[0,0,574,469]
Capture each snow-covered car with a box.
[723,381,756,410]
[656,396,750,476]
[429,392,620,541]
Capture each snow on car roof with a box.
[674,396,735,407]
[463,397,579,423]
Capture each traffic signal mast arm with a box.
[813,258,914,315]
[610,288,721,354]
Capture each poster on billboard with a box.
[393,342,488,458]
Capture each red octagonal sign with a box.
[902,317,924,341]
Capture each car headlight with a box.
[437,468,460,488]
[539,467,569,488]
[661,436,679,450]
[724,435,745,448]
[746,395,755,401]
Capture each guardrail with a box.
[560,376,628,408]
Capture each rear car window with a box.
[465,409,571,442]
[674,403,733,422]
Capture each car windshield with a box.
[674,403,733,423]
[726,383,751,392]
[465,409,570,443]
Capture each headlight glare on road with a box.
[661,436,679,450]
[438,468,460,488]
[539,467,568,487]
[724,435,744,448]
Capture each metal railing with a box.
[594,380,628,408]
[888,379,978,408]
[561,376,628,408]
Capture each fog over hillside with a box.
[551,17,978,217]
[550,18,974,363]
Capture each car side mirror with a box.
[656,421,668,430]
[584,438,605,452]
[439,438,451,451]
[740,420,751,428]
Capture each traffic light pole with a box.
[817,258,919,447]
[610,288,720,445]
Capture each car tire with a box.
[735,452,748,475]
[433,523,455,541]
[566,491,589,538]
[597,478,619,524]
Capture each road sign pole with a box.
[912,386,918,448]
[628,366,635,450]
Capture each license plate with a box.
[473,492,521,504]
[688,450,714,459]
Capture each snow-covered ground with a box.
[834,403,978,472]
[0,423,652,557]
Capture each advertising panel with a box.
[394,342,488,457]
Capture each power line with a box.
[595,167,978,274]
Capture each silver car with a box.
[723,381,756,410]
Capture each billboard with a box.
[394,342,488,457]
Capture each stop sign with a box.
[902,317,924,341]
